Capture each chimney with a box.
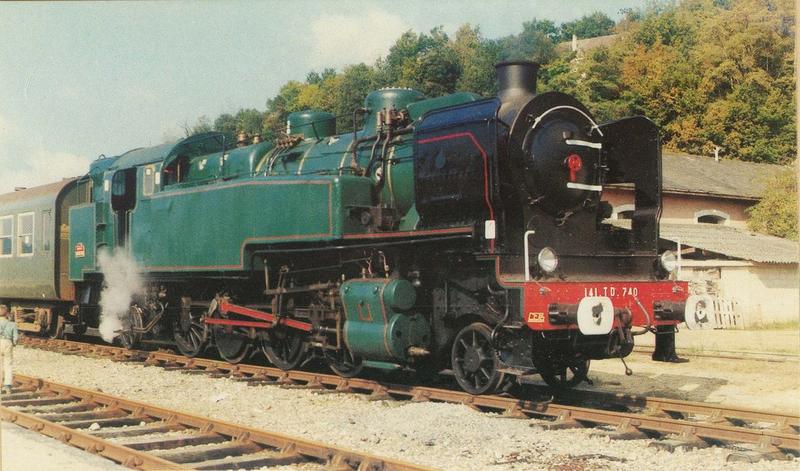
[495,61,540,124]
[495,61,539,101]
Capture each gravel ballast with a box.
[10,346,799,470]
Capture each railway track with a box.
[0,373,432,470]
[20,336,800,463]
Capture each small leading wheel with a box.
[451,322,505,395]
[326,347,364,378]
[119,306,144,349]
[538,359,591,390]
[260,326,307,370]
[173,308,207,357]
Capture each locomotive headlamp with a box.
[537,247,559,273]
[660,250,678,273]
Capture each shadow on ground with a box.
[580,370,729,402]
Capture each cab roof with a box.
[108,132,226,171]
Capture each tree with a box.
[235,109,264,135]
[333,63,378,131]
[402,44,462,96]
[746,168,798,240]
[559,12,616,41]
[194,2,796,165]
[262,81,306,139]
[452,24,501,95]
[306,68,336,85]
[543,0,795,163]
[213,113,237,140]
[183,115,212,137]
[498,19,558,63]
[379,27,452,87]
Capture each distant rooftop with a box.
[612,220,798,264]
[660,223,798,264]
[661,151,786,200]
[608,151,788,200]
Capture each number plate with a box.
[583,286,639,297]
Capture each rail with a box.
[19,336,800,463]
[0,373,433,471]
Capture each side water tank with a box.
[286,110,336,139]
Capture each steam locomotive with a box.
[0,61,708,394]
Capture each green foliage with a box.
[559,12,616,41]
[190,0,795,166]
[498,19,558,63]
[540,0,795,164]
[213,113,237,140]
[746,168,798,240]
[402,44,462,96]
[452,25,502,95]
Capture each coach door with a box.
[111,168,137,247]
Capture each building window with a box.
[613,204,635,220]
[17,212,34,256]
[0,216,12,256]
[695,209,729,225]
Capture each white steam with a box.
[97,249,144,343]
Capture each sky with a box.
[0,0,646,194]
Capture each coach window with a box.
[695,209,729,225]
[18,212,34,256]
[42,210,52,252]
[0,216,12,257]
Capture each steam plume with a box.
[97,248,144,343]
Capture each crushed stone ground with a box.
[5,340,799,471]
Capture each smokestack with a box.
[495,61,540,124]
[495,61,539,101]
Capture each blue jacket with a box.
[0,319,19,344]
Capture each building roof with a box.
[612,220,798,263]
[661,151,786,200]
[660,223,798,264]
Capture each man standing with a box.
[0,305,19,394]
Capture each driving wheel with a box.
[212,305,250,364]
[451,322,505,395]
[119,306,144,349]
[173,306,207,357]
[260,326,307,370]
